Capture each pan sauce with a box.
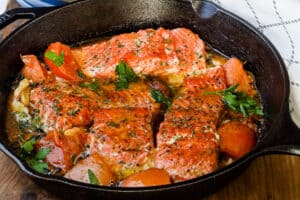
[6,27,264,187]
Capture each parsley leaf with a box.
[107,121,120,128]
[32,115,43,131]
[204,84,263,116]
[45,50,65,67]
[79,82,99,95]
[35,147,51,160]
[151,88,172,108]
[77,70,86,79]
[27,159,49,174]
[22,138,37,153]
[115,60,137,90]
[26,147,51,174]
[88,169,99,185]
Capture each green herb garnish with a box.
[150,88,172,108]
[26,147,51,174]
[35,147,51,160]
[115,60,138,90]
[15,111,31,131]
[22,138,37,153]
[27,159,49,174]
[22,137,51,174]
[68,108,80,116]
[88,169,99,185]
[204,84,263,116]
[107,121,120,128]
[32,116,43,131]
[79,82,99,95]
[206,52,214,68]
[45,51,65,67]
[71,154,76,164]
[77,70,86,79]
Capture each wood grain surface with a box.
[0,1,299,200]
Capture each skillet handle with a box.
[0,7,57,30]
[258,108,300,155]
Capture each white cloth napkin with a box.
[0,0,8,14]
[209,0,300,127]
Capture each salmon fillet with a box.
[72,28,206,85]
[30,81,99,132]
[87,108,154,179]
[30,80,161,132]
[155,67,227,181]
[30,80,162,175]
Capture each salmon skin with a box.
[72,28,206,85]
[155,67,227,181]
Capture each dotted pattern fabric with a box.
[209,0,300,127]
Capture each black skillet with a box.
[0,0,299,199]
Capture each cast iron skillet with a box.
[0,0,299,199]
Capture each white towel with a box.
[209,0,300,126]
[0,0,8,14]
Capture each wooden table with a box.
[0,1,299,199]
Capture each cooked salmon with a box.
[155,67,227,181]
[72,28,206,85]
[8,27,262,185]
[30,81,99,132]
[87,108,155,179]
[30,80,161,132]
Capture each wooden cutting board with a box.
[0,1,299,199]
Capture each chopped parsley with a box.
[77,70,86,79]
[22,138,36,153]
[45,50,65,67]
[52,104,62,115]
[118,42,124,48]
[115,60,138,90]
[15,111,31,131]
[22,140,51,174]
[68,108,80,116]
[35,147,51,160]
[150,88,172,108]
[27,159,49,174]
[32,116,43,131]
[79,82,100,95]
[88,169,99,185]
[107,121,120,128]
[206,52,214,68]
[128,132,137,138]
[204,84,263,116]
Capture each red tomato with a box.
[223,58,257,97]
[44,42,81,81]
[218,121,256,159]
[120,168,171,187]
[65,154,116,186]
[21,55,48,83]
[37,128,87,172]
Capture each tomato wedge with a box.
[218,121,256,159]
[21,55,48,83]
[44,42,81,81]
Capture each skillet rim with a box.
[0,0,289,192]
